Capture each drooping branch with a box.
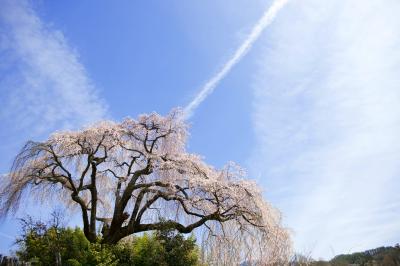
[0,109,291,263]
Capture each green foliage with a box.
[328,245,400,266]
[105,230,204,266]
[16,215,93,265]
[86,243,118,266]
[65,259,81,266]
[130,233,165,266]
[156,229,200,266]
[330,251,372,265]
[15,215,204,266]
[296,244,400,266]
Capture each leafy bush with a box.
[15,215,204,265]
[65,259,81,266]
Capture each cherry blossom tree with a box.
[1,109,291,264]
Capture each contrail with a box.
[184,0,289,118]
[0,231,14,240]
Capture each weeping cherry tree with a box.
[0,109,291,264]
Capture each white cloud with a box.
[0,0,108,254]
[251,0,400,259]
[0,0,107,137]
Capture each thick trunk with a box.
[89,163,98,240]
[101,212,131,244]
[101,228,127,244]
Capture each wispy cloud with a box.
[0,231,14,240]
[251,0,400,258]
[0,0,107,254]
[0,0,107,137]
[184,0,288,118]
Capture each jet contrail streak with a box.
[184,0,289,118]
[0,231,14,240]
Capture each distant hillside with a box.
[310,244,400,266]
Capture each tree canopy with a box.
[1,109,290,264]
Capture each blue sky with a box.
[1,0,400,259]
